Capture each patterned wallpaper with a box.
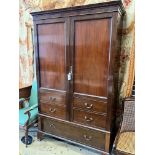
[19,0,135,99]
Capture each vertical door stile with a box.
[66,17,71,121]
[69,17,75,122]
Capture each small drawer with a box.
[73,95,107,114]
[39,89,66,106]
[73,109,106,129]
[40,104,67,119]
[40,116,105,151]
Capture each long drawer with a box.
[40,115,106,151]
[73,109,106,129]
[73,94,107,114]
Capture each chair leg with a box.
[25,126,28,147]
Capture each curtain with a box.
[19,0,135,101]
[19,1,33,88]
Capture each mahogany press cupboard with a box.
[31,1,125,154]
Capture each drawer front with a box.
[39,89,66,107]
[40,116,105,151]
[40,104,67,119]
[73,95,107,114]
[73,109,106,129]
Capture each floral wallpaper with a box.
[19,0,135,100]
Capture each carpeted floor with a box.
[19,127,102,155]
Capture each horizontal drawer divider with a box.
[40,87,66,93]
[74,92,107,100]
[39,102,66,107]
[74,96,107,103]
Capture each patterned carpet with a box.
[19,127,102,155]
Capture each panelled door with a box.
[36,18,70,120]
[70,14,113,129]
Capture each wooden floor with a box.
[19,127,102,155]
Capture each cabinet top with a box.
[31,0,125,20]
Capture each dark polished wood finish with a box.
[31,1,125,21]
[40,115,106,151]
[40,103,67,119]
[74,18,110,97]
[32,1,125,154]
[73,94,107,113]
[39,89,66,106]
[38,23,66,90]
[73,109,106,129]
[19,86,32,109]
[19,86,32,98]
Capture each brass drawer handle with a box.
[84,116,93,122]
[49,96,56,102]
[83,135,92,141]
[84,103,93,109]
[49,123,55,128]
[49,108,56,113]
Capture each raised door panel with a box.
[37,22,66,90]
[72,17,111,98]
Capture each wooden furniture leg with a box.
[37,131,44,141]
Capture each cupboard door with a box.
[36,19,69,119]
[37,21,66,90]
[71,15,112,98]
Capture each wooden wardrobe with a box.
[32,1,125,154]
